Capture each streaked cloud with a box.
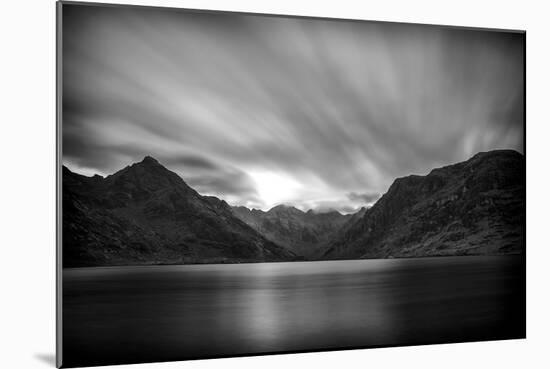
[62,4,524,212]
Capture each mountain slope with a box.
[323,150,525,259]
[232,204,351,258]
[62,157,296,267]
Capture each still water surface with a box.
[63,256,524,367]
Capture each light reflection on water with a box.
[63,256,524,367]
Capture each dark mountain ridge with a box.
[232,204,352,258]
[63,149,524,267]
[62,157,297,267]
[322,150,525,259]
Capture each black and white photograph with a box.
[58,2,525,368]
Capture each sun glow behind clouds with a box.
[248,170,303,210]
[62,6,524,213]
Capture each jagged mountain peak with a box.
[63,158,297,267]
[307,208,344,216]
[104,156,189,194]
[232,203,351,259]
[323,149,524,259]
[63,149,523,266]
[140,155,161,165]
[268,204,304,214]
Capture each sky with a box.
[62,4,525,213]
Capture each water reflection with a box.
[63,256,525,367]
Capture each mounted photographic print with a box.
[57,1,526,368]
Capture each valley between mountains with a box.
[63,150,524,267]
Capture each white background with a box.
[1,0,549,368]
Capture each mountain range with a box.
[323,150,525,259]
[62,150,524,267]
[62,156,296,267]
[232,205,356,258]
